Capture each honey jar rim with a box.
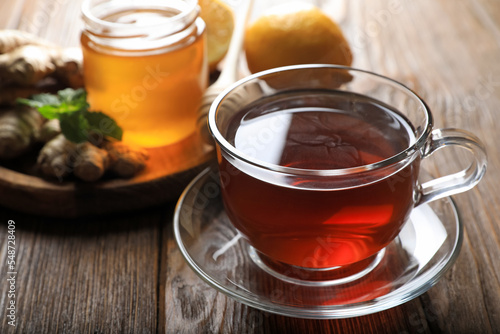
[81,0,199,36]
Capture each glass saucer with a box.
[173,167,463,319]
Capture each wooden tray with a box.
[0,133,215,218]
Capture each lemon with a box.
[199,0,235,72]
[244,2,352,74]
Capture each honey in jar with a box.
[81,0,208,147]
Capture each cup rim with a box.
[208,64,433,176]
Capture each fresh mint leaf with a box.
[35,105,64,120]
[84,111,123,141]
[58,88,88,111]
[17,89,88,117]
[17,94,60,109]
[54,102,84,114]
[21,93,60,106]
[17,88,123,143]
[17,92,77,119]
[59,112,90,143]
[18,94,63,119]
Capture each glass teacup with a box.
[208,65,486,284]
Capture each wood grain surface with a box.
[1,0,499,333]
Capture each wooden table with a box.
[1,0,499,332]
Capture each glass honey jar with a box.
[81,0,208,147]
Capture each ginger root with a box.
[73,143,110,182]
[38,134,110,182]
[0,44,83,87]
[38,118,61,143]
[53,47,84,88]
[0,105,44,159]
[37,133,149,182]
[104,142,149,178]
[0,29,83,104]
[0,44,58,86]
[0,105,147,181]
[0,30,50,54]
[37,134,77,180]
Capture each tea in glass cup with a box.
[208,65,486,284]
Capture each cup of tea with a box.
[208,65,486,283]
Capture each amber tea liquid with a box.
[219,91,420,268]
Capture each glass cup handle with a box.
[416,128,487,206]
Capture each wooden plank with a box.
[0,0,27,29]
[12,0,85,46]
[0,207,162,333]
